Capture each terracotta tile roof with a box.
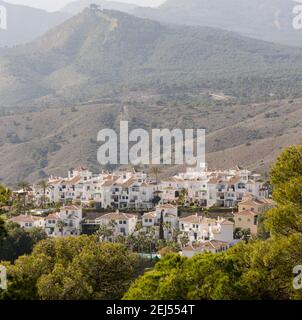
[96,212,137,221]
[121,177,137,188]
[102,177,119,187]
[158,204,177,209]
[61,205,81,211]
[227,176,241,185]
[219,219,234,225]
[143,212,156,219]
[234,210,258,217]
[239,198,272,207]
[208,177,222,184]
[183,240,229,251]
[65,175,81,185]
[45,213,60,220]
[10,215,39,223]
[180,215,216,224]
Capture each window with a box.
[144,219,148,223]
[123,221,126,224]
[119,221,123,224]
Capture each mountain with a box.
[2,7,302,109]
[62,0,138,15]
[133,0,302,48]
[0,96,301,186]
[0,0,70,48]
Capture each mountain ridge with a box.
[2,8,302,109]
[133,0,302,47]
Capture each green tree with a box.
[37,180,48,209]
[0,217,7,244]
[178,188,188,206]
[17,181,30,214]
[0,222,46,262]
[266,143,302,237]
[96,224,113,242]
[159,210,164,240]
[1,236,147,300]
[124,142,302,300]
[0,184,11,208]
[57,220,66,237]
[270,144,302,190]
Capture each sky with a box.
[4,0,166,12]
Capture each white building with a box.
[9,215,43,229]
[31,165,268,211]
[179,214,234,243]
[43,205,83,237]
[95,211,138,236]
[141,204,179,239]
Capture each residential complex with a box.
[31,165,268,210]
[8,164,273,257]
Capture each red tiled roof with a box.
[234,210,258,216]
[10,215,39,223]
[96,212,137,221]
[183,240,229,251]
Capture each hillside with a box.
[133,0,302,47]
[0,0,70,47]
[0,96,301,186]
[2,8,302,108]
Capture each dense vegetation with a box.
[123,142,302,300]
[0,222,46,263]
[0,236,149,300]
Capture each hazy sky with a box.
[4,0,166,12]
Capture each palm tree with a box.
[135,221,143,232]
[126,234,137,251]
[109,220,118,242]
[178,188,189,206]
[145,228,156,260]
[57,220,66,237]
[150,166,161,184]
[163,221,171,239]
[96,224,113,242]
[17,181,30,214]
[136,232,146,253]
[179,233,189,248]
[37,180,48,209]
[172,227,182,243]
